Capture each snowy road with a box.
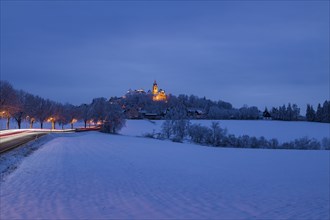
[0,129,76,153]
[0,131,48,153]
[0,132,329,219]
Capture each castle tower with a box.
[152,80,158,95]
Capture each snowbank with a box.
[1,132,329,219]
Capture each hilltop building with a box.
[124,81,167,102]
[152,80,167,101]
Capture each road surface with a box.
[0,127,101,154]
[0,130,49,154]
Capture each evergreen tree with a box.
[316,103,322,122]
[279,104,286,120]
[292,104,300,120]
[271,107,279,120]
[322,101,330,123]
[286,103,293,121]
[306,104,315,121]
[263,107,271,119]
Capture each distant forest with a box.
[1,81,329,131]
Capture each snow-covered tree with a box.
[78,103,91,128]
[101,103,126,134]
[306,104,316,122]
[161,120,173,139]
[315,103,323,122]
[188,124,211,144]
[34,97,52,129]
[12,90,28,129]
[63,104,80,129]
[89,97,108,124]
[0,81,18,129]
[48,102,63,129]
[210,122,227,146]
[292,104,300,121]
[24,93,38,128]
[322,101,330,123]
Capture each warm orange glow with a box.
[71,119,77,123]
[47,117,54,122]
[0,111,7,117]
[152,81,167,102]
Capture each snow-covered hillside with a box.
[121,119,330,143]
[1,132,329,219]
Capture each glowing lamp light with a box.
[0,111,6,117]
[47,117,54,122]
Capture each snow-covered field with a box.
[1,128,329,219]
[121,119,330,143]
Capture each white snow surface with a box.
[1,131,329,219]
[121,119,330,143]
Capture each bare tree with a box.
[12,90,28,129]
[24,93,38,128]
[88,97,108,124]
[161,120,173,139]
[63,104,79,129]
[0,81,18,129]
[78,103,91,128]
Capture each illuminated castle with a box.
[152,80,167,101]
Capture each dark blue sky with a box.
[1,1,329,111]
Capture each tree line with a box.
[121,92,329,122]
[0,81,125,133]
[1,80,329,132]
[306,101,330,123]
[143,120,330,150]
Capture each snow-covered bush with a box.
[321,137,330,150]
[293,137,320,150]
[268,138,279,149]
[210,122,227,146]
[188,124,211,144]
[161,120,173,139]
[171,119,190,142]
